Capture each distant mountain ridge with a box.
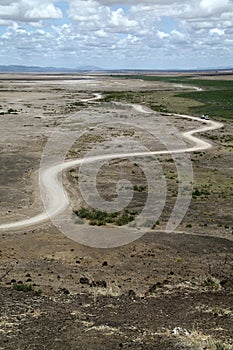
[0,65,104,73]
[0,65,232,73]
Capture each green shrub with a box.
[13,284,33,292]
[74,207,137,226]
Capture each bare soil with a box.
[0,74,232,349]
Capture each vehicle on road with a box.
[201,114,209,120]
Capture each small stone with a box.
[80,277,89,285]
[128,290,136,298]
[90,280,107,288]
[59,288,70,295]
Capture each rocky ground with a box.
[0,74,232,349]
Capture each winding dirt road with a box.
[0,97,223,231]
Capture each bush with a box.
[13,283,33,292]
[203,275,221,291]
[74,207,136,226]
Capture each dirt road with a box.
[0,100,223,231]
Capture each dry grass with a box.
[172,329,233,350]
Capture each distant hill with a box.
[77,65,104,71]
[0,65,104,73]
[0,65,232,74]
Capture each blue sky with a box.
[0,0,232,69]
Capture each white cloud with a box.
[108,8,137,30]
[210,28,225,35]
[157,30,169,39]
[0,19,13,26]
[170,29,187,41]
[95,29,108,38]
[68,0,138,34]
[0,0,62,21]
[68,0,105,21]
[200,0,231,14]
[0,0,232,69]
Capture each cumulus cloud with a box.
[0,0,62,21]
[68,0,138,34]
[0,0,232,69]
[210,28,225,35]
[157,30,169,39]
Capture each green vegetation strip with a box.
[176,89,233,120]
[114,74,233,89]
[74,207,138,226]
[107,75,233,120]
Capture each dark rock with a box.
[90,280,107,288]
[128,290,136,298]
[147,282,162,294]
[80,277,89,285]
[220,277,233,289]
[59,288,70,295]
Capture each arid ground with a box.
[0,73,232,349]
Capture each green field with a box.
[105,76,233,120]
[176,88,233,120]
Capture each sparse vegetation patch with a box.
[74,207,137,226]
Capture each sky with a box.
[0,0,232,70]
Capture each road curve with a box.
[0,99,223,231]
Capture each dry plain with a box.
[0,73,232,349]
